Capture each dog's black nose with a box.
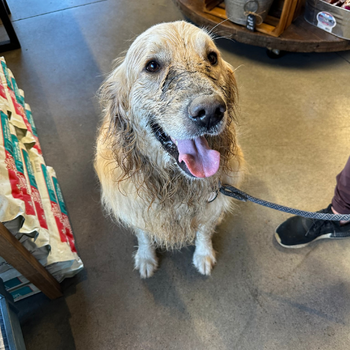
[188,95,226,129]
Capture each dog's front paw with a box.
[193,246,216,276]
[134,249,158,279]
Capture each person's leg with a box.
[275,157,350,248]
[332,157,350,216]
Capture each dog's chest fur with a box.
[119,176,232,249]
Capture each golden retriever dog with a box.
[95,21,244,278]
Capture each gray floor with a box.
[2,0,350,349]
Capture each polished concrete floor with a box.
[2,1,350,349]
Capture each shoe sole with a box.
[274,231,333,249]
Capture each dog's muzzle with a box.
[149,92,227,179]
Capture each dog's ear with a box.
[100,61,130,132]
[225,62,238,110]
[99,61,137,176]
[212,61,239,175]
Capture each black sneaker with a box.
[275,204,350,248]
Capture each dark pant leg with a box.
[332,157,350,214]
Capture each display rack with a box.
[0,0,20,53]
[174,0,350,52]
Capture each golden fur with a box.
[95,21,244,277]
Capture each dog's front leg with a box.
[193,226,217,276]
[134,229,158,278]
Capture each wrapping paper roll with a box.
[28,148,75,278]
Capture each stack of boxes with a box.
[0,57,83,301]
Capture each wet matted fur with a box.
[95,21,245,278]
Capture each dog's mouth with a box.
[150,122,220,178]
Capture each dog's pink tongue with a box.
[176,136,220,178]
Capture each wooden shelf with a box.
[0,222,62,300]
[174,0,350,52]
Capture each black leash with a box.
[220,184,350,222]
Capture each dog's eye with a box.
[146,60,161,73]
[207,52,218,65]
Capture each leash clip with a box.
[220,185,248,202]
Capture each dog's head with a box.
[101,21,238,180]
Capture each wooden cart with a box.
[174,0,350,54]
